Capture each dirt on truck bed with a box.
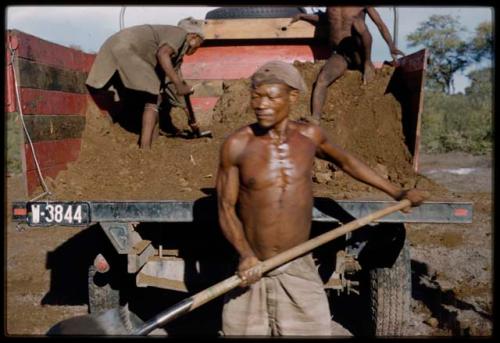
[37,62,445,201]
[7,62,491,337]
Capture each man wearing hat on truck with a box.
[86,17,205,148]
[216,60,427,336]
[290,7,404,124]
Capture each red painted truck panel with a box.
[19,89,89,115]
[8,30,94,72]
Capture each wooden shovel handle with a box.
[137,199,411,334]
[191,199,411,309]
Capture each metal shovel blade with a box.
[46,306,166,336]
[193,130,213,138]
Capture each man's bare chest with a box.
[327,8,364,35]
[238,137,316,190]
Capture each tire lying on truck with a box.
[205,6,306,19]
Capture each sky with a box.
[5,5,493,93]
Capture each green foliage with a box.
[408,16,493,154]
[407,15,470,94]
[421,68,492,154]
[6,112,24,175]
[469,21,493,62]
[465,67,492,101]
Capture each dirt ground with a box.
[4,63,492,336]
[404,152,492,336]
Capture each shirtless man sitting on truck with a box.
[290,7,404,123]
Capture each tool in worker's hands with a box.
[133,199,413,335]
[188,121,213,139]
[47,199,415,335]
[183,94,212,138]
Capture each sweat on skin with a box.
[215,61,428,335]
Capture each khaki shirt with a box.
[86,24,189,96]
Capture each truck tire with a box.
[368,241,411,336]
[205,7,306,19]
[351,223,411,336]
[88,263,120,314]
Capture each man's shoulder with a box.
[222,125,254,149]
[291,119,320,132]
[290,120,323,144]
[220,125,255,163]
[226,125,253,139]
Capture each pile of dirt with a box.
[40,62,445,201]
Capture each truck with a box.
[7,7,473,336]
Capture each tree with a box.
[469,21,493,62]
[465,67,492,104]
[407,15,470,94]
[421,67,492,154]
[465,67,493,144]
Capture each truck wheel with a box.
[354,223,411,336]
[88,263,120,314]
[368,241,411,336]
[205,7,306,19]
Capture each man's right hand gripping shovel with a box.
[237,255,263,288]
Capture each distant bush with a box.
[421,68,492,155]
[6,112,23,175]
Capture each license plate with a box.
[27,202,90,226]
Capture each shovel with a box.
[183,94,212,138]
[135,199,412,334]
[48,199,412,335]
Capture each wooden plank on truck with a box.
[137,258,189,292]
[19,89,89,116]
[128,241,156,273]
[24,139,82,171]
[8,29,95,72]
[183,45,320,79]
[17,59,88,93]
[203,18,327,40]
[24,139,82,195]
[7,30,92,196]
[22,115,86,142]
[5,48,17,113]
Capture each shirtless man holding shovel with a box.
[216,61,426,336]
[47,61,427,337]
